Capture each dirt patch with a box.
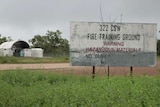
[48,65,159,76]
[0,61,159,76]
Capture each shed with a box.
[0,40,30,56]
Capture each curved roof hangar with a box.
[0,40,30,49]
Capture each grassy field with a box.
[0,56,69,64]
[0,70,160,107]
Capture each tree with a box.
[29,30,69,56]
[157,40,160,56]
[0,34,12,45]
[0,34,7,44]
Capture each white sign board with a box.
[70,22,157,66]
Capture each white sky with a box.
[0,0,160,42]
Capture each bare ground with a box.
[0,61,159,76]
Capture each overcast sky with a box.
[0,0,160,42]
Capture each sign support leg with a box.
[92,66,95,79]
[130,66,133,77]
[108,66,110,79]
[130,66,134,83]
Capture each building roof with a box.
[0,40,30,49]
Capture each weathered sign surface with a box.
[70,22,157,66]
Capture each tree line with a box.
[29,30,69,57]
[157,40,160,56]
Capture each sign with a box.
[70,22,157,66]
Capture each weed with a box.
[0,70,160,107]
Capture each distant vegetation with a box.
[29,30,69,57]
[0,34,12,44]
[157,40,160,56]
[0,70,160,107]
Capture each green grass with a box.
[0,56,69,64]
[0,70,160,107]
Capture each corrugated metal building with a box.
[0,40,30,56]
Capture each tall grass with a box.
[0,70,160,107]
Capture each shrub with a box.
[0,70,160,107]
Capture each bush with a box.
[0,70,160,107]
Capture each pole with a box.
[130,66,134,84]
[130,66,133,77]
[108,66,110,79]
[92,66,95,79]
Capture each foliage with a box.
[0,56,68,64]
[0,70,160,107]
[0,34,12,45]
[29,30,69,57]
[157,40,160,56]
